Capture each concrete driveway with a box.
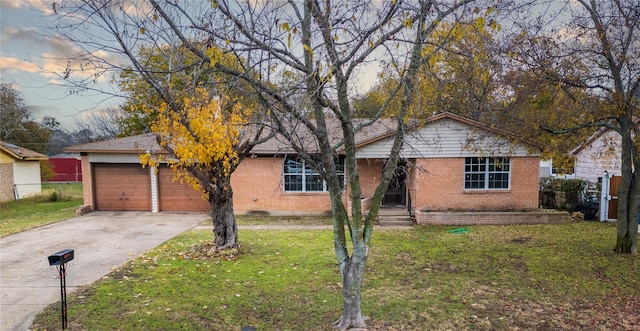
[0,211,208,331]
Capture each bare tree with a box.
[511,0,639,254]
[74,107,123,141]
[47,0,502,328]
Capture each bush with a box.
[40,160,55,182]
[47,191,61,202]
[559,179,587,212]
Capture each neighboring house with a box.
[0,141,49,201]
[539,159,553,178]
[539,159,576,179]
[571,128,622,183]
[65,112,543,215]
[48,153,83,182]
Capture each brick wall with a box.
[357,158,383,198]
[0,163,14,202]
[75,153,540,215]
[411,157,539,211]
[415,210,570,225]
[231,156,334,215]
[230,156,541,215]
[80,154,94,211]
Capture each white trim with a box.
[463,157,511,190]
[89,153,141,163]
[150,166,159,213]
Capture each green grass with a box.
[237,214,333,225]
[0,182,83,237]
[198,215,334,226]
[32,221,639,330]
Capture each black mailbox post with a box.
[48,249,74,330]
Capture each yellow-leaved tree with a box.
[113,42,271,251]
[140,87,247,250]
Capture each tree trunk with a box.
[613,117,638,255]
[613,172,638,254]
[334,250,368,330]
[210,176,238,251]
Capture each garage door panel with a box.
[159,167,209,212]
[94,164,150,211]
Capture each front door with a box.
[383,159,407,205]
[608,176,621,219]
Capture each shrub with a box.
[559,179,587,212]
[40,160,55,182]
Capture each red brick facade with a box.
[356,158,384,199]
[79,154,539,214]
[231,156,333,215]
[80,154,94,211]
[230,156,539,214]
[407,157,539,211]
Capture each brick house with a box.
[65,112,543,215]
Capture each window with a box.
[464,157,510,190]
[283,155,345,192]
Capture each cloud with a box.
[0,0,49,12]
[0,56,41,73]
[1,26,76,58]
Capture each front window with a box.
[465,157,510,190]
[283,155,345,192]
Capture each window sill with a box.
[283,191,330,196]
[463,189,511,194]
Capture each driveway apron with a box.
[0,211,207,331]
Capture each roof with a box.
[569,127,610,156]
[0,141,48,160]
[570,116,638,156]
[64,133,162,154]
[49,153,81,159]
[63,112,543,155]
[250,118,400,154]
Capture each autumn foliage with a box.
[139,87,244,195]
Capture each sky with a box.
[0,0,392,133]
[0,1,572,132]
[1,0,122,130]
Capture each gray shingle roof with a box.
[0,141,48,160]
[64,133,162,154]
[63,113,542,155]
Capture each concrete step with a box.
[378,215,413,227]
[377,206,411,217]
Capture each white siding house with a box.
[0,141,48,201]
[572,129,622,182]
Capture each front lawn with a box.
[32,221,639,330]
[0,182,83,237]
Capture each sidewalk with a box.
[196,224,415,230]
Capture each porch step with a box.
[378,215,413,227]
[378,206,410,217]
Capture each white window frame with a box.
[464,157,511,190]
[283,155,345,192]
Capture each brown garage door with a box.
[94,163,150,211]
[158,166,209,212]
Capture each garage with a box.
[93,163,150,211]
[65,134,214,213]
[158,166,209,212]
